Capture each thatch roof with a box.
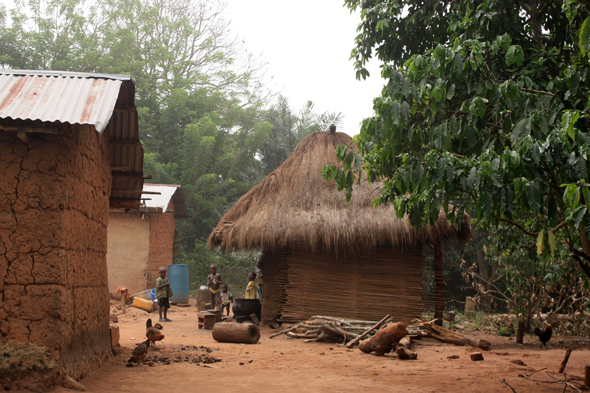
[208,131,470,254]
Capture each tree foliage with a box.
[0,0,343,277]
[326,0,590,277]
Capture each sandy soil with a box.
[46,301,590,393]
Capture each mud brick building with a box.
[107,184,188,296]
[0,70,144,381]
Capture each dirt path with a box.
[47,302,590,393]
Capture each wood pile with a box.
[270,315,428,345]
[271,316,492,360]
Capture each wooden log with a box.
[310,316,389,326]
[287,332,318,339]
[585,364,590,387]
[212,322,260,344]
[271,322,324,338]
[398,336,412,349]
[345,314,390,348]
[419,320,492,350]
[359,322,408,356]
[322,323,358,343]
[559,348,573,373]
[396,347,417,360]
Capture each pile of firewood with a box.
[270,315,428,344]
[270,315,492,360]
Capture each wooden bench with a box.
[198,312,217,330]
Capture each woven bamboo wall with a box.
[275,247,426,323]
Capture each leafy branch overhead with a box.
[325,0,590,277]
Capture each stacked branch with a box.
[271,315,428,347]
[270,318,362,344]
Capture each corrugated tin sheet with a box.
[141,184,189,219]
[0,70,128,133]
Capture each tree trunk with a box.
[473,229,495,313]
[516,320,525,344]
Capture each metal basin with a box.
[232,298,261,318]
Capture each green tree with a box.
[259,96,344,176]
[326,0,590,278]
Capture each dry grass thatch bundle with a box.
[208,131,469,253]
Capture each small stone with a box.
[447,355,460,359]
[511,359,527,366]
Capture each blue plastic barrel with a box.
[151,289,156,300]
[167,264,190,304]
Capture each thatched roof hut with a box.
[209,131,466,253]
[208,131,469,323]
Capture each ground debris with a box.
[129,345,218,366]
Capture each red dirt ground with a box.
[45,301,590,393]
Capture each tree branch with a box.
[491,214,538,237]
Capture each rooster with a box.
[533,324,552,349]
[128,338,150,364]
[146,318,165,348]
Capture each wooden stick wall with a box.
[274,246,438,323]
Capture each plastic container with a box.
[151,289,156,300]
[167,264,190,304]
[131,297,155,313]
[133,289,153,301]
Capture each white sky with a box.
[224,0,385,137]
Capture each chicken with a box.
[128,338,151,364]
[146,318,165,347]
[533,324,552,349]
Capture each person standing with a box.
[207,264,223,310]
[245,272,262,300]
[219,283,234,316]
[155,266,173,322]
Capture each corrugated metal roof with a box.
[141,184,189,219]
[0,69,145,210]
[0,70,127,133]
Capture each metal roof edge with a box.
[0,69,132,81]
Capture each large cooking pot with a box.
[232,298,261,318]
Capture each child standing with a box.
[207,264,223,310]
[219,283,234,316]
[245,272,262,300]
[155,266,173,322]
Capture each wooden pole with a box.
[585,363,590,387]
[433,239,445,326]
[558,348,573,373]
[121,289,127,315]
[345,314,391,348]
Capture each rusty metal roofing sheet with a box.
[0,70,127,133]
[0,69,145,210]
[142,184,189,219]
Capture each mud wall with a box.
[106,212,150,295]
[146,212,175,288]
[0,125,112,379]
